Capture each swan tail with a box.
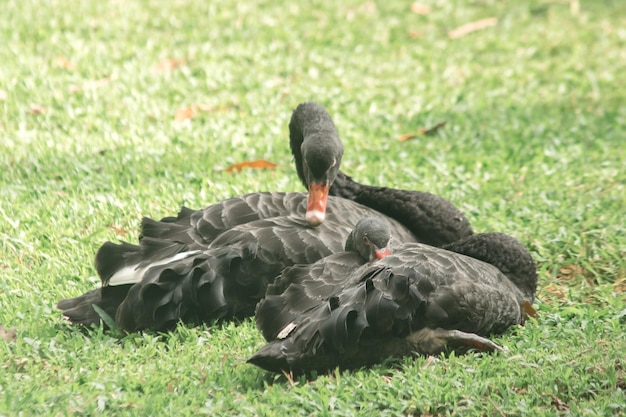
[139,206,196,241]
[56,285,132,328]
[113,250,236,331]
[95,237,196,286]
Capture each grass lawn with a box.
[1,0,625,415]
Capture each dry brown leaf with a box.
[53,57,76,70]
[175,103,235,122]
[541,283,568,300]
[13,357,28,370]
[410,3,430,15]
[174,106,195,122]
[613,278,626,293]
[154,59,185,72]
[407,30,423,39]
[521,300,537,321]
[110,224,129,237]
[28,104,46,115]
[195,104,217,112]
[358,1,377,14]
[0,325,17,342]
[398,121,447,141]
[398,132,419,141]
[346,1,377,19]
[223,159,278,173]
[0,90,7,101]
[549,394,570,411]
[421,355,437,369]
[448,18,498,39]
[69,77,111,93]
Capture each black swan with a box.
[343,216,393,261]
[57,102,471,330]
[58,209,411,331]
[256,216,394,342]
[290,103,473,245]
[248,233,537,373]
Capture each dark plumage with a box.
[291,102,473,244]
[257,216,393,342]
[290,102,344,227]
[344,217,392,261]
[330,172,472,248]
[249,233,537,373]
[57,102,472,331]
[58,200,414,331]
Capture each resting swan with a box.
[249,232,537,373]
[57,102,471,331]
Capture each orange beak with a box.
[306,182,329,227]
[374,248,392,260]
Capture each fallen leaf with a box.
[223,159,278,173]
[421,355,437,369]
[13,357,28,370]
[28,104,46,115]
[521,300,537,321]
[358,1,377,14]
[398,132,419,141]
[345,1,377,20]
[0,90,7,101]
[407,30,423,39]
[154,59,185,72]
[448,18,498,39]
[110,224,128,237]
[174,106,195,122]
[398,121,447,141]
[0,325,17,342]
[410,3,430,15]
[541,283,568,300]
[195,104,216,112]
[549,394,570,411]
[53,57,76,70]
[174,103,236,122]
[69,77,111,93]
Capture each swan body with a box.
[249,233,537,373]
[57,102,474,331]
[58,197,413,331]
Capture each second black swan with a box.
[249,232,537,373]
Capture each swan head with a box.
[345,217,392,261]
[289,102,344,227]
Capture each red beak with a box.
[306,182,329,227]
[374,248,392,260]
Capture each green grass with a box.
[1,0,625,415]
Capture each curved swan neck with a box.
[330,172,473,247]
[329,171,362,200]
[289,115,307,189]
